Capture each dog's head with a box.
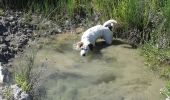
[74,42,93,56]
[80,43,93,56]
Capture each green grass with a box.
[140,0,170,75]
[15,74,30,92]
[140,42,170,76]
[160,81,170,99]
[140,39,170,98]
[0,8,4,16]
[14,49,37,92]
[1,0,169,35]
[0,0,159,25]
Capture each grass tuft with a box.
[14,49,37,93]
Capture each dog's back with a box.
[82,19,117,39]
[81,25,110,44]
[81,25,113,45]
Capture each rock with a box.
[0,44,8,52]
[166,97,170,100]
[16,31,23,36]
[20,91,31,100]
[26,29,33,33]
[65,20,70,27]
[50,28,62,35]
[11,84,31,100]
[11,84,22,99]
[24,24,30,28]
[0,63,9,84]
[1,68,9,83]
[0,36,4,44]
[0,95,2,100]
[0,10,35,62]
[0,23,8,35]
[27,33,32,38]
[92,12,100,22]
[11,26,18,34]
[19,35,28,45]
[0,86,2,93]
[5,35,13,42]
[10,21,17,27]
[75,27,84,34]
[57,28,62,33]
[7,16,15,22]
[3,31,10,36]
[44,20,53,28]
[0,64,4,84]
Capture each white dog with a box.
[74,19,117,56]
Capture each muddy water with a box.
[13,34,165,100]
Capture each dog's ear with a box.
[88,44,93,51]
[73,42,83,51]
[78,42,83,48]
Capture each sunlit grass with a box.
[14,49,37,93]
[1,0,168,32]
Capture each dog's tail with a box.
[103,19,117,28]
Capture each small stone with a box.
[10,21,17,27]
[0,44,8,52]
[16,31,23,36]
[1,67,9,83]
[0,24,8,34]
[166,97,170,100]
[7,16,15,22]
[5,35,13,42]
[11,84,22,99]
[27,33,32,38]
[0,36,4,44]
[0,64,4,84]
[11,27,18,34]
[3,31,10,36]
[19,91,31,100]
[50,28,62,35]
[57,28,62,33]
[4,21,10,27]
[65,20,70,26]
[0,95,2,100]
[24,24,29,28]
[26,29,33,33]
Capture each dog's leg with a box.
[103,31,113,45]
[105,39,112,45]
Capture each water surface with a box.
[13,34,165,100]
